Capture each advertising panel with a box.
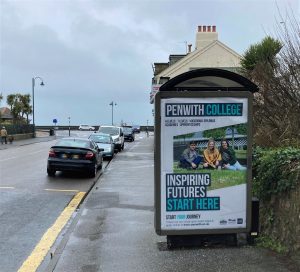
[159,96,250,232]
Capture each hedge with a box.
[252,147,300,200]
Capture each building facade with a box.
[0,107,13,122]
[150,25,242,103]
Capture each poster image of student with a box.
[219,139,246,170]
[203,138,221,169]
[178,141,202,169]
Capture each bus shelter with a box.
[154,68,259,244]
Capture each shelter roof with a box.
[159,68,259,93]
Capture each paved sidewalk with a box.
[44,135,297,272]
[48,135,157,272]
[0,132,56,150]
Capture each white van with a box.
[98,126,124,152]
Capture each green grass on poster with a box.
[173,162,247,190]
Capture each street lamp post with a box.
[109,101,117,125]
[32,76,44,135]
[146,119,149,137]
[68,117,71,136]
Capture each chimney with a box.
[195,25,218,50]
[188,44,192,53]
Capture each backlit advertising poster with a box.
[159,96,250,232]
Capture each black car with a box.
[47,137,103,177]
[132,125,140,133]
[123,127,135,142]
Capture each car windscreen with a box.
[89,135,111,143]
[98,127,119,135]
[55,139,91,148]
[123,128,132,133]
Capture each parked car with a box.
[123,127,135,142]
[79,124,95,131]
[47,137,103,177]
[132,125,140,133]
[89,133,114,160]
[98,126,124,152]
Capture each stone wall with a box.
[259,184,300,252]
[12,133,34,140]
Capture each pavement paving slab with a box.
[45,135,299,272]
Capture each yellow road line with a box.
[44,189,80,192]
[0,186,15,189]
[18,191,86,272]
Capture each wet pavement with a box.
[0,131,56,150]
[2,132,298,272]
[43,133,298,272]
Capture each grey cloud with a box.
[1,0,297,125]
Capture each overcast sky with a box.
[0,0,299,126]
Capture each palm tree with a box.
[241,36,282,74]
[6,94,16,112]
[19,94,32,124]
[241,18,300,147]
[6,94,24,123]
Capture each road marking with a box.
[17,191,86,272]
[0,186,15,189]
[44,189,80,192]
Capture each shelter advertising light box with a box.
[155,92,252,235]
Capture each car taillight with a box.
[49,148,56,157]
[85,151,94,159]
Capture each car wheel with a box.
[47,168,56,177]
[89,164,97,178]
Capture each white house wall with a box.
[156,42,241,81]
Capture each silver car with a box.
[88,133,114,160]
